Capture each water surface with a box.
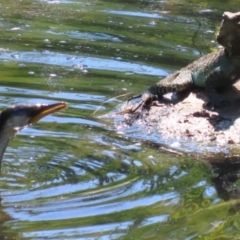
[0,0,240,239]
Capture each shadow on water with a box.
[211,156,240,201]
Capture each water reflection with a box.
[102,10,167,19]
[0,0,239,238]
[0,50,167,76]
[46,30,123,42]
[0,199,15,240]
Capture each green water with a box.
[0,0,239,239]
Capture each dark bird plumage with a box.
[0,102,67,169]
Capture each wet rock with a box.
[112,81,240,155]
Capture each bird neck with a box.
[0,139,11,170]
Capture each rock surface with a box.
[112,81,240,155]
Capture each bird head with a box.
[0,102,67,167]
[0,102,67,139]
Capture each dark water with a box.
[0,0,240,239]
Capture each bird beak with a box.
[29,102,67,124]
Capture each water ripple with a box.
[47,30,122,42]
[5,191,178,221]
[0,50,168,76]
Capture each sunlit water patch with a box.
[46,30,123,42]
[102,10,167,19]
[0,50,167,76]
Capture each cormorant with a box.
[0,102,67,169]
